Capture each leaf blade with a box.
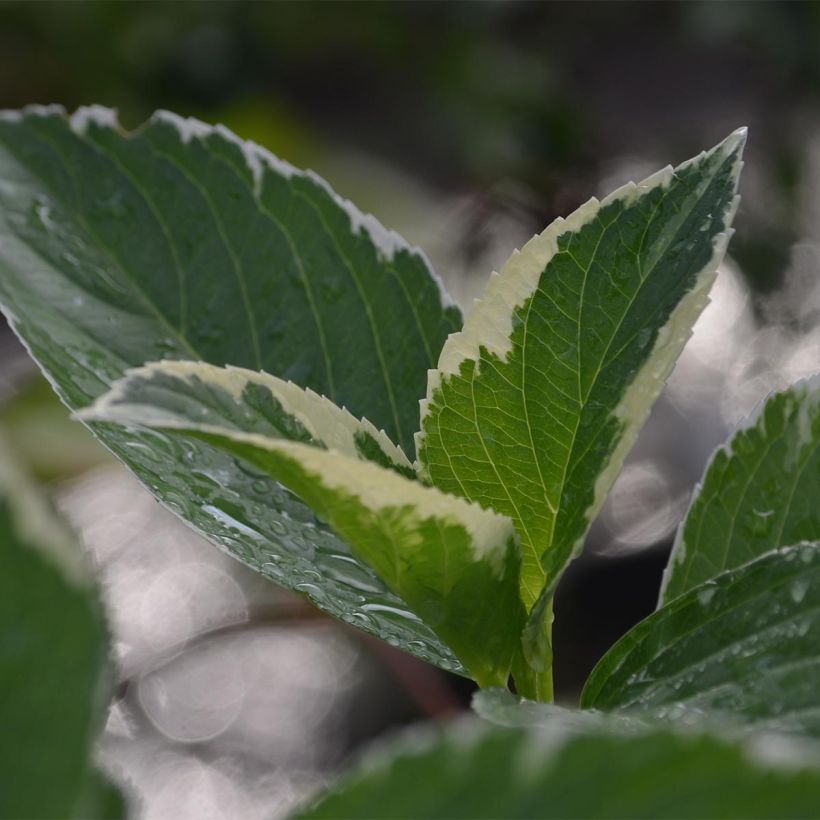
[83,362,525,684]
[83,362,524,685]
[418,131,745,609]
[0,105,463,671]
[299,708,820,819]
[661,377,820,604]
[582,544,820,739]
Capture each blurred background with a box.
[3,1,820,817]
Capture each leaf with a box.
[298,710,820,819]
[582,544,820,739]
[0,105,463,672]
[81,360,475,674]
[417,130,745,613]
[0,435,122,818]
[472,687,645,733]
[83,366,526,687]
[0,105,460,450]
[661,377,820,604]
[82,360,415,476]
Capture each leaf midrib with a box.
[550,155,732,562]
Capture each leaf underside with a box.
[661,377,820,604]
[0,106,464,673]
[583,544,820,740]
[83,361,525,686]
[418,130,745,611]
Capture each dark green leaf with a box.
[661,377,820,604]
[418,131,744,617]
[299,708,820,819]
[0,105,463,673]
[583,544,820,739]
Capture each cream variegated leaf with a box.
[418,130,746,618]
[0,106,463,673]
[81,360,415,476]
[82,365,526,687]
[300,698,820,820]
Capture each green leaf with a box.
[82,362,526,687]
[582,544,820,739]
[661,377,820,604]
[299,709,820,819]
[0,105,463,673]
[472,687,645,732]
[0,436,122,818]
[0,105,460,451]
[81,359,415,475]
[417,130,745,614]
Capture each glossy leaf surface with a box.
[0,106,463,672]
[583,544,820,739]
[662,378,820,603]
[82,360,415,475]
[84,363,525,686]
[418,130,745,611]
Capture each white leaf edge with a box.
[78,359,414,471]
[9,103,458,310]
[416,129,745,580]
[80,383,518,572]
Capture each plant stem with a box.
[510,599,554,702]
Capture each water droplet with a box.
[269,519,288,537]
[790,578,809,604]
[361,603,421,621]
[746,508,775,537]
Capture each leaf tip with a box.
[722,126,748,161]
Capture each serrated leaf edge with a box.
[659,371,820,605]
[78,359,414,471]
[417,127,746,455]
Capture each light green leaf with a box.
[661,377,820,604]
[299,710,820,819]
[418,130,745,615]
[82,365,526,687]
[582,544,820,739]
[0,436,122,818]
[0,105,463,672]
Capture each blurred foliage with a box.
[3,0,820,291]
[0,378,113,481]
